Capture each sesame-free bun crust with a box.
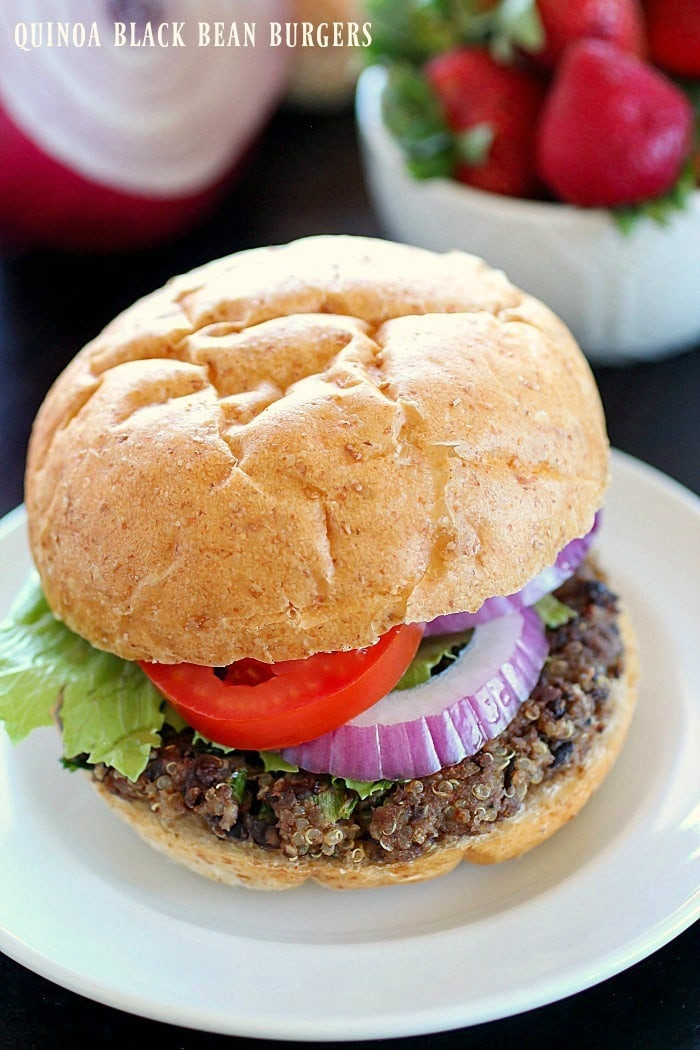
[26,236,608,665]
[90,605,637,890]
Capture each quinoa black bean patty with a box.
[93,561,624,867]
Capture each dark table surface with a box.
[0,105,698,1050]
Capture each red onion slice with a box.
[280,607,548,782]
[1,0,289,197]
[423,513,600,635]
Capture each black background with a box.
[0,106,698,1048]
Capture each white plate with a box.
[1,451,698,1040]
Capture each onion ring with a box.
[281,607,548,781]
[423,513,600,635]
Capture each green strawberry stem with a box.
[365,0,542,64]
[381,63,457,178]
[613,161,697,234]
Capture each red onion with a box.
[0,0,289,250]
[423,513,600,634]
[281,607,548,782]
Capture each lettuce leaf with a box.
[259,750,299,773]
[0,581,405,794]
[533,593,576,628]
[257,754,394,800]
[162,702,189,732]
[394,628,473,690]
[192,729,236,754]
[0,576,164,781]
[334,777,394,801]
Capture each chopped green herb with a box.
[229,767,248,803]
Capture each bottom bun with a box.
[91,607,638,891]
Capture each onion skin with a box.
[281,608,548,782]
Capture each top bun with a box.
[26,236,608,665]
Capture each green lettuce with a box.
[192,729,236,754]
[259,754,395,800]
[162,702,189,732]
[0,575,164,781]
[533,593,576,629]
[394,628,473,690]
[336,777,394,801]
[259,750,299,773]
[0,579,410,794]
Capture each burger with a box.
[0,236,637,889]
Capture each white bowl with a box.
[356,65,700,364]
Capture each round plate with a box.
[1,451,698,1039]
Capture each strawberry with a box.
[645,0,700,77]
[536,40,694,207]
[533,0,646,69]
[425,48,546,197]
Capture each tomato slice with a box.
[139,623,424,751]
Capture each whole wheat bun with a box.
[90,604,637,890]
[26,236,608,666]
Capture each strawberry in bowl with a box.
[536,38,694,208]
[533,0,646,68]
[424,48,546,198]
[645,0,700,78]
[357,0,700,361]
